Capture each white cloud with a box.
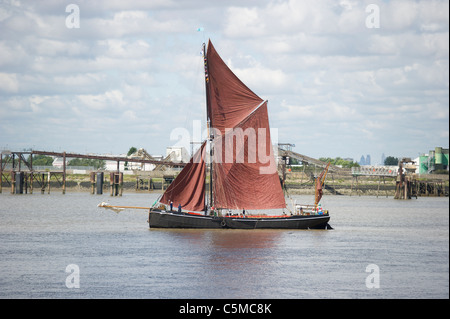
[224,7,265,38]
[0,72,18,93]
[233,64,289,95]
[0,0,448,159]
[78,90,124,111]
[33,38,90,57]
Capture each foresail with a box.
[160,141,207,212]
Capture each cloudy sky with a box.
[1,0,448,164]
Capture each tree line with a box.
[27,150,401,170]
[31,154,105,169]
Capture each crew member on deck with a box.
[178,204,182,213]
[318,204,323,215]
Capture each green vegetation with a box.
[384,156,399,165]
[67,158,106,170]
[127,147,137,156]
[125,146,138,170]
[318,157,360,168]
[288,157,359,172]
[31,155,53,166]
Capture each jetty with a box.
[1,149,448,198]
[278,147,448,199]
[0,150,185,195]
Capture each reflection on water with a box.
[0,193,448,298]
[150,229,283,273]
[207,230,282,273]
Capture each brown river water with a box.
[0,192,448,299]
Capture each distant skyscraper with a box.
[381,153,386,165]
[366,154,371,165]
[359,155,366,165]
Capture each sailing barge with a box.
[148,40,331,230]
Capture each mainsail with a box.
[206,40,286,210]
[160,141,206,211]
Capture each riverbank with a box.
[2,170,447,197]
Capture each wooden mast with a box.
[203,42,213,212]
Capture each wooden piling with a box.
[108,172,123,196]
[110,172,114,196]
[113,173,118,196]
[96,172,104,194]
[47,172,51,194]
[404,177,408,199]
[40,173,44,194]
[29,156,33,194]
[62,152,66,194]
[90,172,95,194]
[119,172,123,196]
[114,173,117,195]
[11,171,15,194]
[24,173,28,194]
[29,172,33,194]
[15,171,24,194]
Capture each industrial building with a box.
[418,147,449,174]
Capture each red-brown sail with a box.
[212,102,286,210]
[160,141,206,212]
[206,40,286,210]
[206,41,264,135]
[315,162,330,206]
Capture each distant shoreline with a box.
[1,171,448,197]
[2,179,447,197]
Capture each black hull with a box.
[148,210,331,230]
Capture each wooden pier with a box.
[134,175,175,192]
[2,150,447,198]
[1,150,185,195]
[351,161,448,199]
[394,174,447,199]
[351,166,397,197]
